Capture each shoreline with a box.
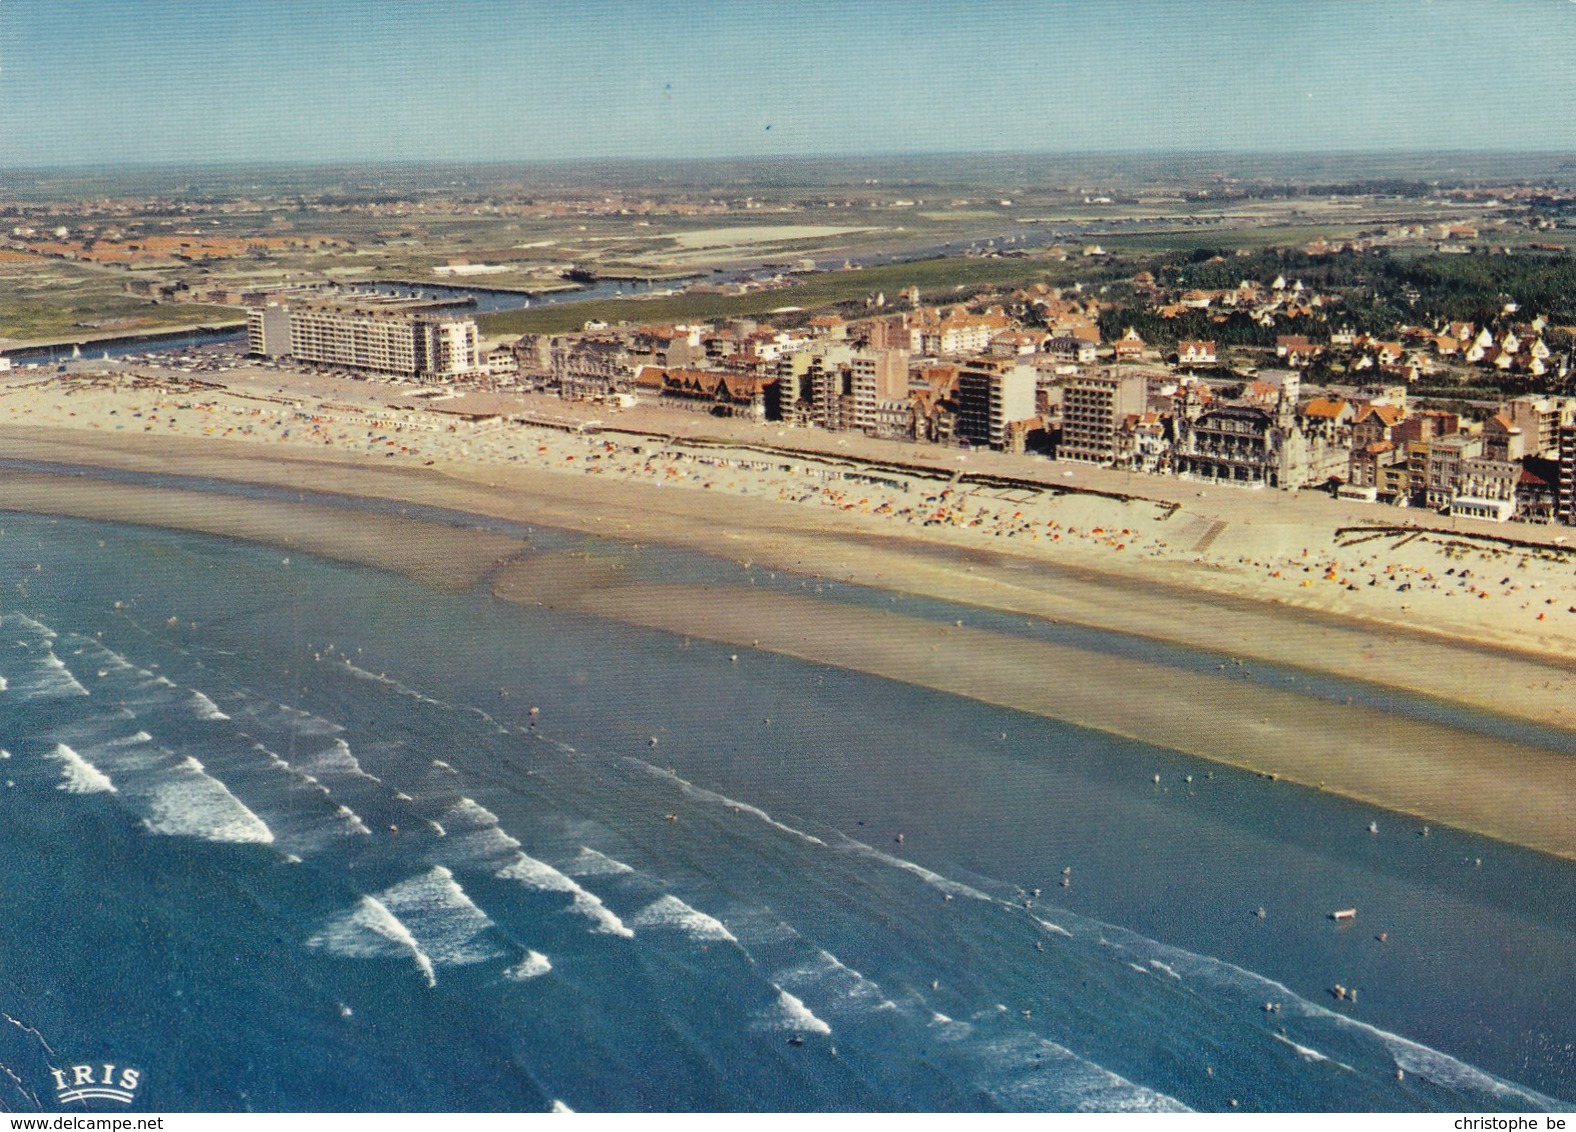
[1,427,1575,859]
[2,420,1573,729]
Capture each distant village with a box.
[237,256,1576,528]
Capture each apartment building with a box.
[1424,433,1482,511]
[777,345,909,434]
[1451,456,1518,522]
[788,344,857,431]
[247,299,481,381]
[848,349,911,434]
[1558,423,1576,524]
[1502,395,1575,459]
[1058,371,1147,464]
[956,359,1036,449]
[919,311,1010,357]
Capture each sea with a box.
[0,485,1573,1113]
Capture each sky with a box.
[4,0,1576,167]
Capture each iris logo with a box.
[50,1063,142,1105]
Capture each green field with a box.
[0,259,244,344]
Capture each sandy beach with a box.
[3,364,1576,857]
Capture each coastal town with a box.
[15,0,1576,1114]
[10,162,1576,691]
[210,241,1576,533]
[7,164,1576,812]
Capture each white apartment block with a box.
[921,317,1001,357]
[247,300,481,381]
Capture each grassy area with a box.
[480,253,1104,335]
[0,261,244,343]
[0,298,243,343]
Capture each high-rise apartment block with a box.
[1559,423,1576,524]
[1059,371,1147,464]
[956,360,1036,449]
[247,299,481,381]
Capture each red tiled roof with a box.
[1301,398,1348,419]
[1356,403,1404,426]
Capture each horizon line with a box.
[8,147,1576,176]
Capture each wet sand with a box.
[558,580,1576,861]
[0,471,524,593]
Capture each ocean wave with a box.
[139,756,275,845]
[927,1012,973,1042]
[6,650,89,701]
[1273,1032,1334,1065]
[1032,916,1073,939]
[186,691,230,720]
[0,612,57,640]
[336,659,513,735]
[65,729,275,844]
[445,796,501,827]
[376,866,510,967]
[47,707,135,748]
[339,660,448,709]
[967,1032,1192,1113]
[428,797,526,870]
[630,894,738,944]
[621,758,827,847]
[496,854,633,938]
[46,743,116,794]
[776,949,897,1019]
[78,731,166,771]
[504,951,552,981]
[231,698,345,738]
[307,894,437,988]
[835,836,993,902]
[754,987,832,1035]
[434,810,522,868]
[761,940,1186,1112]
[561,847,635,877]
[1373,1023,1556,1105]
[289,738,383,789]
[334,805,372,835]
[1093,920,1564,1109]
[60,637,183,711]
[245,741,375,843]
